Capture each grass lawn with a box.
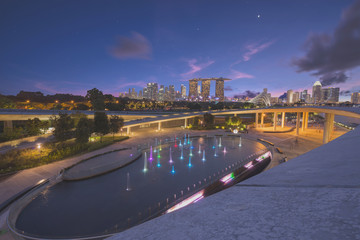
[0,136,129,175]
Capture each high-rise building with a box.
[147,83,158,100]
[158,85,164,101]
[322,87,339,103]
[143,87,149,99]
[138,90,142,99]
[293,92,300,103]
[287,90,294,104]
[201,80,210,100]
[197,85,201,96]
[215,79,225,101]
[169,85,175,101]
[312,81,322,104]
[181,84,186,98]
[189,80,198,99]
[351,92,360,104]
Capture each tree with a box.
[86,88,105,111]
[109,115,124,140]
[94,112,109,142]
[193,116,200,128]
[0,95,16,109]
[203,113,215,127]
[24,118,43,136]
[75,117,93,144]
[53,113,74,142]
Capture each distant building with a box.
[287,90,294,104]
[312,81,322,104]
[249,88,271,106]
[293,92,300,103]
[201,80,211,100]
[197,85,201,96]
[321,87,339,103]
[147,83,158,100]
[351,92,360,104]
[181,84,186,98]
[189,80,198,99]
[158,85,164,101]
[215,79,225,101]
[138,90,142,99]
[169,85,175,101]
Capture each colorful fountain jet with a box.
[143,152,148,172]
[169,147,173,164]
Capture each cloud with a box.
[229,69,254,80]
[224,86,233,91]
[34,82,58,94]
[292,0,360,83]
[320,71,349,86]
[340,90,352,96]
[234,90,259,99]
[109,32,152,60]
[181,59,214,78]
[117,81,147,89]
[242,40,275,62]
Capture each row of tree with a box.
[53,112,124,143]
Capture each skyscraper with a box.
[287,89,294,104]
[351,92,360,104]
[181,84,186,98]
[169,85,175,101]
[215,79,225,101]
[189,80,198,99]
[293,92,300,103]
[312,81,322,104]
[322,87,339,103]
[201,79,210,100]
[158,85,164,101]
[147,83,158,100]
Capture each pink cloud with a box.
[243,40,275,61]
[34,81,58,94]
[109,32,152,60]
[181,59,215,78]
[116,81,147,89]
[229,69,254,80]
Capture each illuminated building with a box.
[312,81,322,104]
[201,79,210,100]
[215,79,225,101]
[189,80,198,99]
[351,92,360,104]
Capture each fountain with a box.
[149,146,153,161]
[171,165,175,174]
[174,136,178,148]
[184,134,187,145]
[213,138,217,149]
[180,147,184,159]
[189,146,193,157]
[169,147,173,164]
[223,147,227,154]
[218,137,222,147]
[188,156,192,167]
[157,155,161,167]
[126,172,131,191]
[214,146,218,157]
[202,150,206,162]
[239,137,242,147]
[179,140,182,147]
[198,145,201,154]
[159,140,162,151]
[143,152,148,172]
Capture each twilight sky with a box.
[1,0,360,100]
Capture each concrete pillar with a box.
[4,120,13,131]
[273,112,278,131]
[127,127,131,135]
[296,112,300,136]
[323,113,331,144]
[158,122,162,131]
[301,112,306,131]
[234,113,237,117]
[304,112,309,130]
[329,114,335,137]
[255,113,259,128]
[260,113,264,128]
[184,118,187,128]
[281,112,285,128]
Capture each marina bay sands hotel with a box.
[188,77,231,101]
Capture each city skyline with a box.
[1,0,360,101]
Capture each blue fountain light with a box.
[171,166,175,174]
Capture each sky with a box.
[1,0,360,101]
